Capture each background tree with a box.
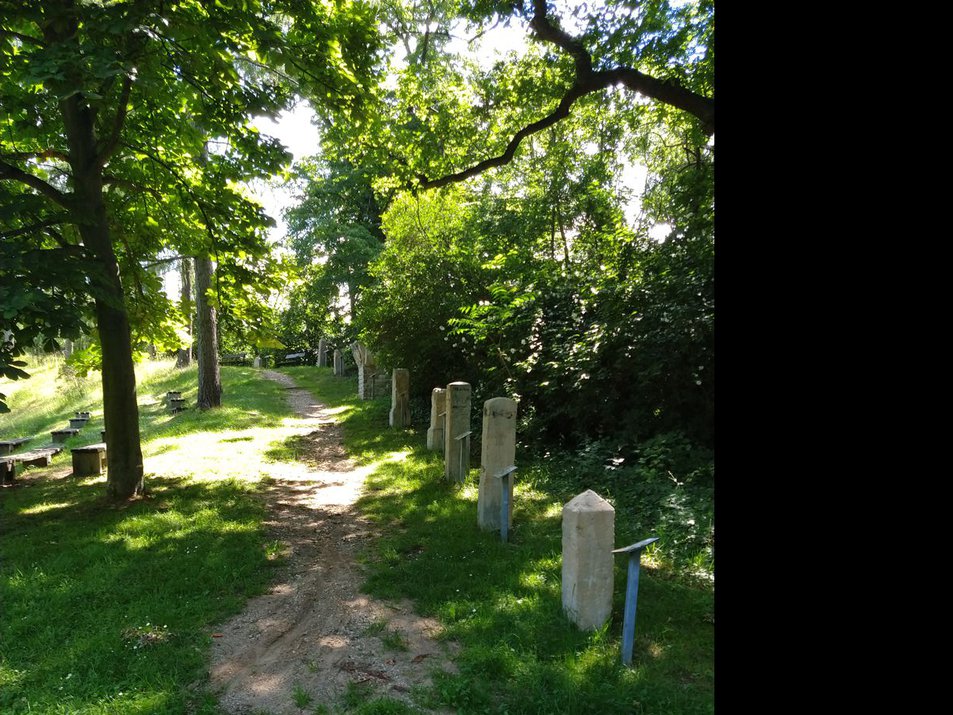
[331,0,714,453]
[0,0,382,499]
[175,257,193,368]
[195,256,221,409]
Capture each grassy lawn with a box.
[0,357,307,714]
[280,367,715,715]
[2,360,713,714]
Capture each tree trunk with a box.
[60,92,143,500]
[176,256,193,368]
[195,255,221,409]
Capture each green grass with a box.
[1,360,713,713]
[281,366,715,715]
[0,356,312,714]
[292,683,314,709]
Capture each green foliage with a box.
[281,367,714,714]
[0,0,384,412]
[0,361,307,714]
[292,683,314,709]
[351,99,713,450]
[357,186,485,394]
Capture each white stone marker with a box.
[426,388,446,451]
[317,337,328,367]
[444,381,471,482]
[333,348,344,376]
[389,368,411,428]
[562,489,615,631]
[253,356,262,368]
[478,397,517,531]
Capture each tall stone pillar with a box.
[444,381,471,482]
[561,489,615,631]
[333,349,344,376]
[351,343,376,400]
[317,337,328,367]
[478,397,517,531]
[426,388,446,451]
[389,368,411,428]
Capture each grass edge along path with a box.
[280,366,714,715]
[0,360,299,715]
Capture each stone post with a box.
[317,337,328,367]
[389,368,411,428]
[478,397,517,531]
[351,343,377,400]
[333,349,344,376]
[253,355,261,368]
[444,381,471,482]
[561,489,615,631]
[426,388,446,451]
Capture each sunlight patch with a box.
[18,501,74,516]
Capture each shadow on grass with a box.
[353,457,714,714]
[0,466,276,715]
[265,367,715,715]
[252,367,715,713]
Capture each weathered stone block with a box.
[444,382,471,482]
[562,489,615,631]
[72,445,106,476]
[51,429,79,443]
[351,342,378,399]
[333,348,344,376]
[317,337,328,367]
[478,397,517,531]
[253,356,262,368]
[389,368,411,428]
[426,388,446,451]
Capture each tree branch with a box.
[0,149,70,163]
[419,81,593,190]
[140,254,188,269]
[102,174,163,201]
[0,218,69,240]
[97,74,134,166]
[0,160,72,209]
[528,0,592,75]
[416,0,714,190]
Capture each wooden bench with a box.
[75,411,91,419]
[277,351,306,366]
[168,398,187,414]
[0,437,32,455]
[68,416,89,429]
[72,443,107,476]
[1,446,64,485]
[51,428,80,443]
[219,353,249,366]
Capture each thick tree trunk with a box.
[195,255,222,409]
[176,256,193,368]
[60,92,144,500]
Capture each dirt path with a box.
[208,370,457,714]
